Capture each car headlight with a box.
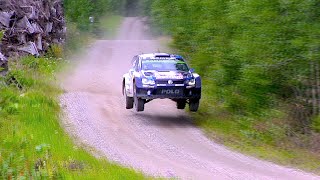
[142,78,155,85]
[186,73,193,79]
[187,78,196,86]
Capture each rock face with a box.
[0,0,65,64]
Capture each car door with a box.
[128,56,139,95]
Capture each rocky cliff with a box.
[0,0,65,72]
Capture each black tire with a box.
[189,99,200,112]
[135,97,145,112]
[176,100,186,109]
[133,85,144,112]
[123,86,133,109]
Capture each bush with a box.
[0,57,144,179]
[47,44,64,58]
[63,0,125,31]
[149,0,320,117]
[0,30,4,40]
[312,116,320,133]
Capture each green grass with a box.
[0,15,145,179]
[192,81,320,174]
[64,22,94,55]
[0,57,145,179]
[154,31,320,176]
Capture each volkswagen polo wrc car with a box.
[122,53,201,112]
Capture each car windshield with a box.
[142,60,189,72]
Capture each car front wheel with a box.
[189,99,200,112]
[133,85,144,112]
[135,97,145,112]
[176,100,186,109]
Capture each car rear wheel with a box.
[189,99,200,112]
[124,85,133,109]
[176,100,186,109]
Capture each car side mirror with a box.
[189,68,195,73]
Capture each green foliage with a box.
[64,0,93,31]
[47,44,64,58]
[63,0,125,31]
[5,69,34,89]
[98,15,123,39]
[149,0,320,115]
[0,57,144,179]
[63,1,124,54]
[148,0,320,171]
[64,22,91,53]
[312,115,320,133]
[0,2,143,178]
[139,0,154,16]
[110,0,126,14]
[0,30,4,40]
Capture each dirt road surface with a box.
[60,17,319,179]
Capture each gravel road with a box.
[60,17,319,180]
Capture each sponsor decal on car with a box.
[160,89,181,95]
[155,72,184,79]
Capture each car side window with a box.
[131,56,138,68]
[135,58,140,71]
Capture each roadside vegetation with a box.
[64,0,125,53]
[0,57,144,179]
[144,0,320,173]
[0,0,145,179]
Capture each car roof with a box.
[138,53,185,61]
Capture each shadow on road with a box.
[134,113,195,128]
